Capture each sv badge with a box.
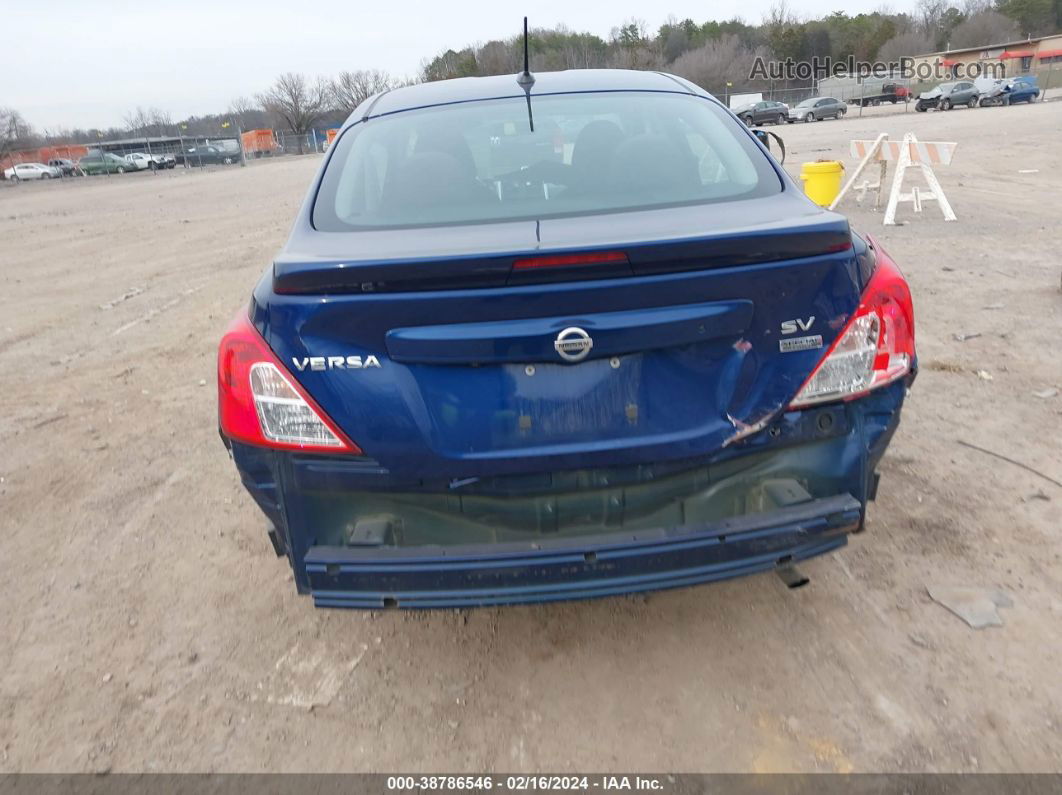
[780,316,815,335]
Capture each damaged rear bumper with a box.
[224,381,909,609]
[304,494,860,608]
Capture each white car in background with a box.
[4,162,61,182]
[124,152,176,171]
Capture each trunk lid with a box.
[258,195,863,478]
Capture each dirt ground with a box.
[1,99,1060,774]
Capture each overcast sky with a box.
[7,0,890,130]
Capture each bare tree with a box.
[606,45,665,70]
[877,29,937,61]
[670,35,767,92]
[764,0,800,28]
[148,108,172,136]
[662,27,691,62]
[607,19,664,71]
[915,0,953,40]
[257,73,329,153]
[1,108,36,161]
[123,106,151,136]
[328,69,394,116]
[476,40,522,75]
[420,48,478,81]
[998,0,1055,37]
[228,96,258,129]
[122,106,174,147]
[764,1,806,62]
[948,9,1021,47]
[556,30,608,69]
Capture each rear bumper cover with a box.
[224,380,909,609]
[304,494,860,608]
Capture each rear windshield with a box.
[313,91,781,230]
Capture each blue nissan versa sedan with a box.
[218,69,916,609]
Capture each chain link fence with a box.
[2,125,340,181]
[720,84,820,109]
[275,130,329,155]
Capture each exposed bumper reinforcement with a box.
[304,493,861,608]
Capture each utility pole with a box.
[223,120,246,167]
[97,131,110,177]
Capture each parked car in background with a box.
[79,151,131,175]
[121,153,146,171]
[175,145,237,166]
[732,100,790,126]
[124,152,176,171]
[976,75,1040,107]
[210,139,241,155]
[734,100,794,127]
[47,158,80,176]
[975,77,1007,106]
[218,69,916,609]
[4,162,60,181]
[995,75,1040,105]
[916,81,978,111]
[788,97,846,122]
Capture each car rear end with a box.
[1009,76,1039,103]
[218,73,915,608]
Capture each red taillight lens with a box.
[217,308,362,454]
[789,242,914,409]
[512,250,628,270]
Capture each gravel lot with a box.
[1,100,1060,773]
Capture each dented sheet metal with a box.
[229,379,908,608]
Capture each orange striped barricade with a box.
[830,133,958,225]
[830,133,890,211]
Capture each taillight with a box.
[217,308,361,453]
[789,243,914,409]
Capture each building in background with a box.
[909,33,1062,83]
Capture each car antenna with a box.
[517,16,535,131]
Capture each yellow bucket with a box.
[800,160,845,207]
